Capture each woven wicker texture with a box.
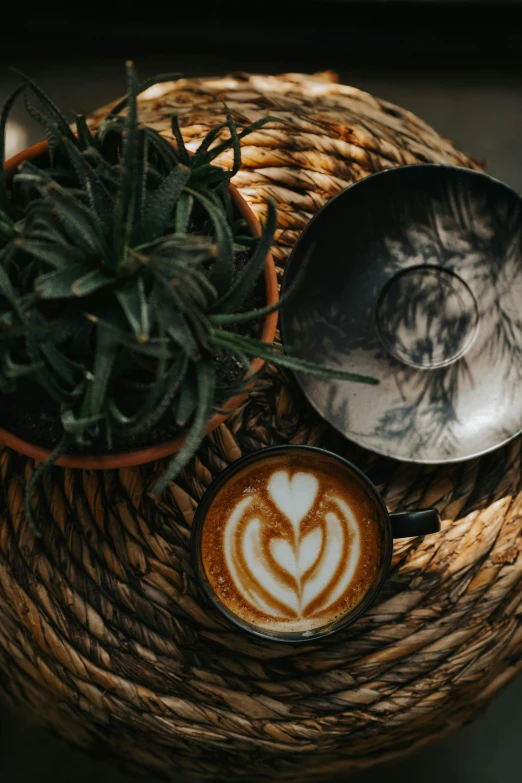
[1,72,521,783]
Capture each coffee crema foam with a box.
[201,452,384,635]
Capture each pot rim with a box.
[0,140,279,468]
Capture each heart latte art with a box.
[224,471,361,621]
[201,452,384,635]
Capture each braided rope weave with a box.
[0,72,521,782]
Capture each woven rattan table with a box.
[1,71,521,783]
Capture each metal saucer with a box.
[280,164,522,464]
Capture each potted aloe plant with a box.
[0,63,376,526]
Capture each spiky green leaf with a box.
[90,319,120,415]
[211,330,379,385]
[60,137,112,235]
[174,374,197,427]
[186,186,235,296]
[116,276,149,341]
[100,72,181,125]
[170,114,191,165]
[71,268,115,297]
[15,237,85,269]
[11,68,77,144]
[150,359,215,495]
[175,193,194,234]
[210,240,314,324]
[204,115,283,162]
[25,435,73,535]
[75,114,93,149]
[40,341,83,386]
[45,184,111,261]
[213,198,277,313]
[142,163,190,242]
[34,262,90,298]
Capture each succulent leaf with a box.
[213,198,277,314]
[116,276,149,341]
[74,114,93,150]
[170,114,191,166]
[211,330,379,385]
[187,186,235,296]
[11,67,77,144]
[142,163,190,242]
[150,359,216,495]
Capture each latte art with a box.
[224,472,361,625]
[201,452,384,635]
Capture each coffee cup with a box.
[191,445,440,643]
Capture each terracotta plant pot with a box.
[0,141,279,469]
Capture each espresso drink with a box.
[200,450,385,636]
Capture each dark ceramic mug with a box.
[192,445,441,643]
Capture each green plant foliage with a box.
[0,62,377,530]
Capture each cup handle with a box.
[389,508,441,539]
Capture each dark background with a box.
[1,1,522,781]
[2,1,522,70]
